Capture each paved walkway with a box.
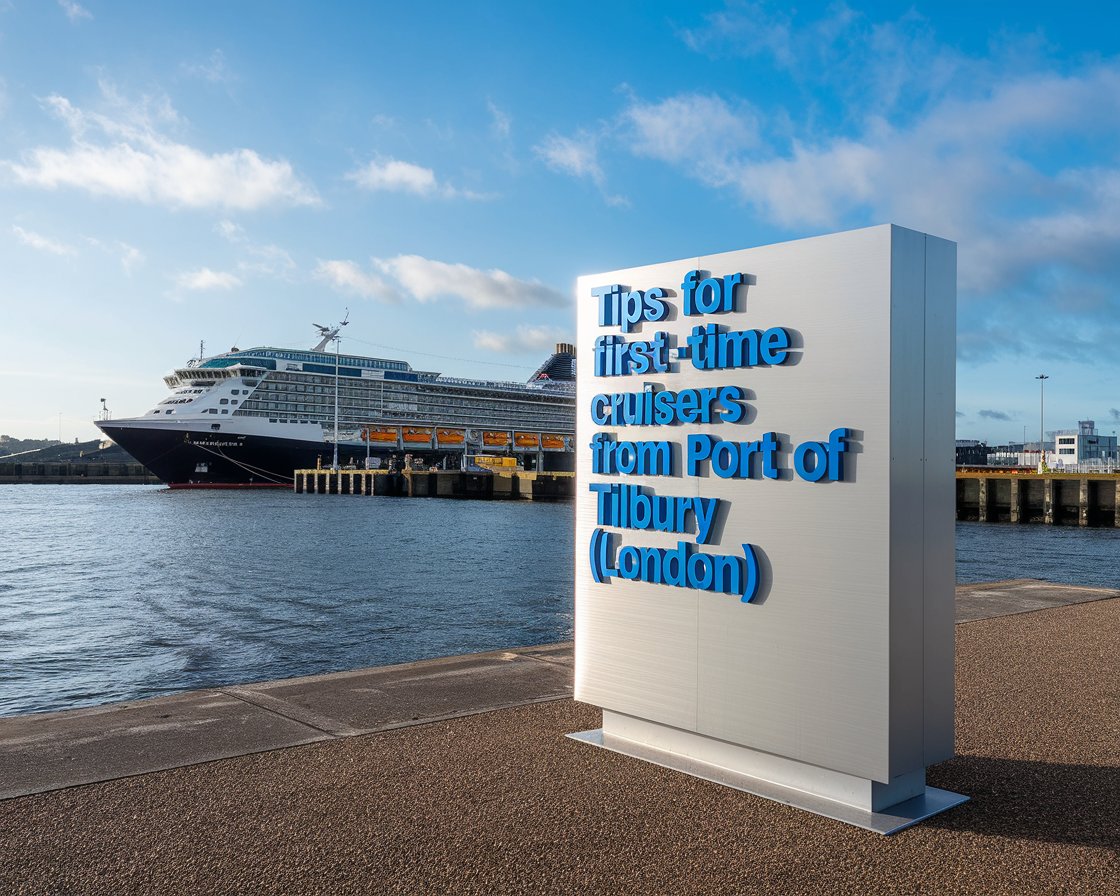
[1,581,1116,894]
[2,579,1116,802]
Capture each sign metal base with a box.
[568,727,968,835]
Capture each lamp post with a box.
[1036,374,1048,473]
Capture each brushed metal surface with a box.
[574,225,956,787]
[922,235,958,764]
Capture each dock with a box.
[0,460,160,485]
[956,469,1120,525]
[293,467,575,501]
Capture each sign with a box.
[571,225,966,833]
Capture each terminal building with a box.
[1049,420,1117,468]
[957,420,1118,469]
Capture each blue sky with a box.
[2,1,1118,444]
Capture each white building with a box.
[1047,420,1118,469]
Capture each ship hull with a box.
[96,421,365,488]
[96,420,574,487]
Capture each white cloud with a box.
[313,259,394,301]
[346,157,484,199]
[624,93,760,167]
[58,0,91,23]
[182,50,233,85]
[534,131,628,206]
[216,219,296,277]
[534,132,603,184]
[679,4,963,119]
[473,324,568,354]
[348,158,436,195]
[6,85,318,210]
[83,236,146,273]
[375,255,567,309]
[216,220,242,241]
[487,99,511,140]
[176,268,241,291]
[12,225,76,256]
[316,255,567,310]
[622,9,1120,363]
[679,1,796,67]
[117,242,144,274]
[616,61,1120,305]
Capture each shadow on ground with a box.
[926,754,1119,849]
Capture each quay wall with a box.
[294,468,575,501]
[956,470,1120,526]
[0,461,160,485]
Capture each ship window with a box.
[165,410,173,414]
[221,409,229,414]
[211,424,221,431]
[269,418,277,423]
[231,400,238,405]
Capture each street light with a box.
[1036,374,1048,473]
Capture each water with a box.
[955,519,1120,586]
[0,486,573,717]
[3,486,1120,718]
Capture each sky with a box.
[1,1,1119,445]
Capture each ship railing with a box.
[434,374,576,393]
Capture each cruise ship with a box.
[96,324,576,488]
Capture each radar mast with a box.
[312,311,349,352]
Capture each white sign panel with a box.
[572,225,965,832]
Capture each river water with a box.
[3,485,1119,717]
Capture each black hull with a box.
[97,425,366,487]
[97,423,574,487]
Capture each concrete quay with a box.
[0,460,159,485]
[956,469,1120,525]
[1,579,1117,894]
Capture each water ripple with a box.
[0,485,575,716]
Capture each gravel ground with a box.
[1,599,1117,895]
